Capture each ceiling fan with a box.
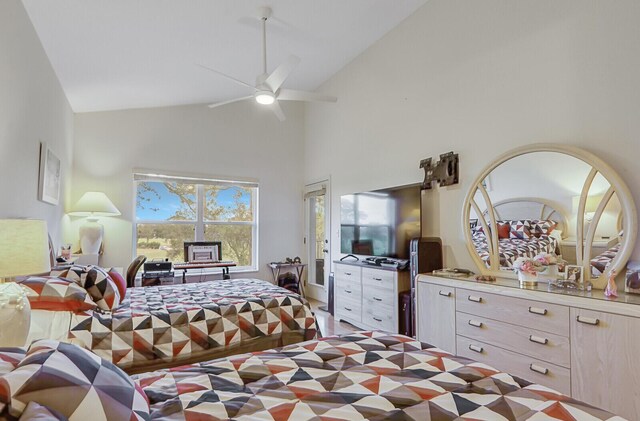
[197,6,337,121]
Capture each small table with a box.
[173,261,237,283]
[268,263,307,297]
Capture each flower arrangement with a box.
[513,257,545,275]
[534,253,558,266]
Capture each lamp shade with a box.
[0,219,51,278]
[69,192,121,217]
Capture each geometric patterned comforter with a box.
[473,232,559,269]
[68,279,318,371]
[133,331,623,420]
[591,243,620,276]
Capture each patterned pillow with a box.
[57,265,121,311]
[18,277,97,312]
[0,340,149,421]
[529,219,557,238]
[18,401,68,421]
[507,219,532,239]
[0,348,26,376]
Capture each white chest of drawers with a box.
[334,262,409,333]
[416,274,640,420]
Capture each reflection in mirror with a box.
[467,152,622,281]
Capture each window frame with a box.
[133,173,259,272]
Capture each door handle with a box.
[576,315,600,326]
[468,344,483,353]
[528,307,548,316]
[529,364,549,375]
[529,335,549,345]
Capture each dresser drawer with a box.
[335,265,361,281]
[457,335,570,395]
[363,285,396,308]
[456,312,570,368]
[336,280,361,301]
[336,295,362,322]
[362,267,395,291]
[456,288,569,336]
[363,303,395,332]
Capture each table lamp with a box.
[69,191,121,255]
[0,219,51,346]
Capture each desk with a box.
[173,261,237,283]
[268,263,307,297]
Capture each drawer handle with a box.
[576,315,600,326]
[345,290,352,294]
[373,277,383,281]
[468,295,482,303]
[373,297,382,302]
[468,344,483,353]
[345,272,352,276]
[468,320,483,328]
[529,363,549,375]
[438,291,452,297]
[528,306,548,316]
[529,335,549,345]
[373,317,382,322]
[344,307,352,312]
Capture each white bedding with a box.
[27,310,73,344]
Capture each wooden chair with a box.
[126,256,147,288]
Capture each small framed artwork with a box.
[38,142,61,205]
[565,265,583,283]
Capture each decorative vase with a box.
[518,271,538,287]
[541,264,558,281]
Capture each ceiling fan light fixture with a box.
[255,91,275,105]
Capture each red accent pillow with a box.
[497,223,510,239]
[108,269,127,301]
[19,276,97,312]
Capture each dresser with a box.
[334,261,410,333]
[416,273,640,419]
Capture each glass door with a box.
[305,181,330,301]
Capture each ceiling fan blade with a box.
[270,100,286,121]
[278,89,337,103]
[265,55,301,91]
[207,96,253,109]
[196,64,255,90]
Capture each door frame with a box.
[304,178,331,302]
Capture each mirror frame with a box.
[462,143,637,288]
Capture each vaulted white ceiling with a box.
[22,0,427,113]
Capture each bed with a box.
[590,242,621,277]
[0,331,623,421]
[472,226,560,269]
[21,276,318,374]
[472,198,567,269]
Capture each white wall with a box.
[71,101,305,280]
[0,0,74,248]
[304,0,640,270]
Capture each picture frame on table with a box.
[565,265,583,284]
[38,142,61,205]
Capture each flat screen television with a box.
[340,184,421,259]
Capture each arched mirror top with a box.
[462,143,637,289]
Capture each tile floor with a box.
[307,299,360,337]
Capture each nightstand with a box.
[560,237,618,264]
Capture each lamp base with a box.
[79,218,103,255]
[0,283,31,347]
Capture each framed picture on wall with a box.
[38,142,61,205]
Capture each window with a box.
[134,173,258,270]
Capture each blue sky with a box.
[136,182,249,221]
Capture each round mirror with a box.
[462,144,637,288]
